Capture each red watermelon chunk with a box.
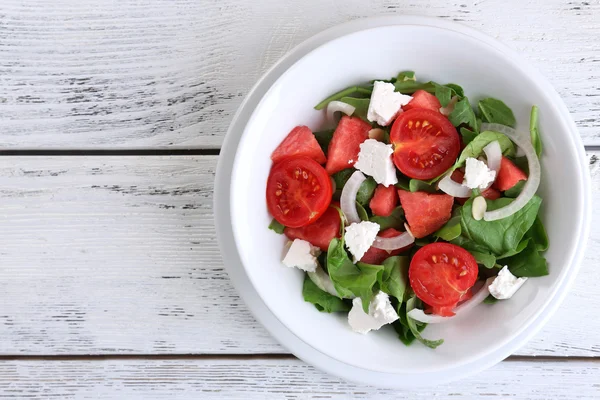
[325,116,371,175]
[360,228,412,265]
[284,206,340,251]
[369,184,398,217]
[451,170,501,205]
[398,189,453,238]
[271,125,326,164]
[402,90,441,112]
[493,156,528,191]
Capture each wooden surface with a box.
[0,0,599,398]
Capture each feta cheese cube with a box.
[282,239,320,272]
[463,157,496,189]
[489,266,528,300]
[345,221,380,263]
[367,81,412,126]
[348,291,399,334]
[354,139,398,187]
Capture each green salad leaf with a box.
[406,296,443,349]
[434,215,462,241]
[356,202,369,222]
[340,96,370,122]
[268,218,285,234]
[394,80,435,94]
[455,131,516,169]
[478,98,516,127]
[314,86,372,110]
[434,83,453,107]
[445,83,464,98]
[379,256,410,304]
[396,71,416,82]
[503,240,549,277]
[393,302,419,345]
[504,180,526,198]
[395,174,411,191]
[526,215,549,252]
[332,168,354,189]
[409,179,438,193]
[357,176,377,205]
[483,295,499,304]
[302,275,351,313]
[370,206,405,230]
[460,127,478,146]
[530,105,542,157]
[313,129,334,156]
[449,97,478,132]
[450,235,497,268]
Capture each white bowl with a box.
[215,16,591,388]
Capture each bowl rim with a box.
[215,15,591,387]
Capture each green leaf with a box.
[445,83,464,98]
[434,215,462,241]
[503,240,549,277]
[449,235,497,268]
[302,275,351,313]
[395,174,410,191]
[434,83,453,107]
[396,71,416,82]
[526,215,549,252]
[379,256,409,304]
[394,80,435,94]
[504,180,526,198]
[409,179,438,193]
[268,218,285,234]
[449,97,478,131]
[460,196,542,257]
[470,251,497,269]
[356,176,377,205]
[392,302,417,345]
[478,98,516,128]
[530,105,542,157]
[340,97,370,122]
[454,131,516,170]
[332,168,354,190]
[370,206,405,230]
[406,296,443,349]
[356,202,369,222]
[497,237,531,260]
[483,295,499,304]
[460,127,478,146]
[313,129,334,156]
[314,86,372,110]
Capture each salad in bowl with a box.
[265,71,548,348]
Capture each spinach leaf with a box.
[356,202,369,222]
[530,105,542,157]
[393,302,417,345]
[313,129,334,156]
[302,275,351,313]
[454,131,516,169]
[483,295,498,304]
[340,97,370,122]
[478,98,516,127]
[406,296,443,349]
[356,176,377,205]
[497,238,530,260]
[395,174,411,191]
[370,206,404,230]
[450,235,497,268]
[268,218,285,234]
[394,80,435,94]
[379,256,409,304]
[332,168,354,189]
[314,86,372,110]
[503,240,549,277]
[434,83,453,107]
[505,180,526,198]
[460,127,478,146]
[460,196,542,256]
[527,215,549,252]
[445,83,464,98]
[434,215,462,241]
[470,251,497,269]
[409,179,438,193]
[396,71,416,82]
[449,97,478,131]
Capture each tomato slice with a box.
[284,206,341,251]
[409,243,478,310]
[402,90,442,112]
[390,109,460,180]
[266,156,332,228]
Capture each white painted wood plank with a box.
[0,155,598,356]
[0,0,598,149]
[0,358,598,399]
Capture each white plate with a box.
[215,16,591,388]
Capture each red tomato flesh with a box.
[284,205,341,251]
[451,170,501,205]
[398,190,453,238]
[325,116,371,175]
[403,90,442,112]
[409,243,478,313]
[360,228,412,265]
[493,156,528,191]
[390,109,460,180]
[266,156,332,228]
[369,184,398,217]
[271,125,327,165]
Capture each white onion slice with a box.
[327,101,355,124]
[407,277,495,324]
[308,264,352,298]
[439,95,459,116]
[372,231,414,251]
[480,123,540,221]
[340,170,365,225]
[438,171,472,198]
[483,140,502,175]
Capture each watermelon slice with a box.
[284,206,341,251]
[451,170,501,205]
[271,125,326,164]
[360,228,411,265]
[403,90,441,112]
[369,184,398,217]
[398,190,453,238]
[493,156,528,191]
[325,116,371,175]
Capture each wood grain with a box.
[0,357,598,399]
[0,0,598,149]
[0,155,598,357]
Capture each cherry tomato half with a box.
[266,156,332,228]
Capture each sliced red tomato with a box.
[325,116,371,175]
[360,228,412,265]
[369,184,398,217]
[451,170,502,205]
[403,90,442,112]
[266,156,332,228]
[409,243,478,313]
[390,109,460,180]
[493,156,528,191]
[398,190,453,238]
[271,125,327,165]
[428,290,473,317]
[284,205,341,251]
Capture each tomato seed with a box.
[408,121,413,128]
[431,255,438,263]
[440,254,449,263]
[275,190,282,196]
[415,121,421,128]
[302,171,308,179]
[422,120,430,127]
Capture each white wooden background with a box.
[0,0,599,398]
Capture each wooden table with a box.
[0,1,599,398]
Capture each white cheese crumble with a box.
[463,157,496,189]
[367,81,412,126]
[345,221,380,263]
[282,239,320,272]
[354,139,398,187]
[348,291,399,334]
[489,266,528,300]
